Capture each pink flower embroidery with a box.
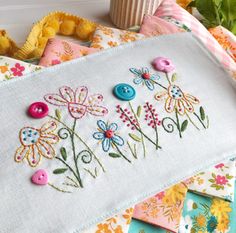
[215,163,224,169]
[51,59,61,66]
[155,191,165,200]
[44,86,108,119]
[10,63,25,76]
[215,175,228,185]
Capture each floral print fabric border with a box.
[133,183,188,232]
[0,56,41,81]
[186,160,236,201]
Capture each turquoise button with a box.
[113,83,136,101]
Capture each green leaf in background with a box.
[55,109,61,120]
[53,168,68,174]
[137,106,142,118]
[181,120,188,132]
[128,133,141,142]
[60,147,67,161]
[200,106,206,121]
[108,153,121,158]
[221,0,236,22]
[196,0,218,25]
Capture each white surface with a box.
[1,33,236,233]
[0,0,112,45]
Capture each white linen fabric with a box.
[0,33,236,233]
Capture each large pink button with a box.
[28,102,49,118]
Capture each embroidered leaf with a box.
[129,133,141,142]
[171,73,178,82]
[53,168,68,174]
[137,106,142,118]
[181,120,188,132]
[212,173,216,178]
[199,106,205,121]
[209,179,215,183]
[55,109,61,120]
[108,153,121,158]
[60,147,67,161]
[226,174,234,179]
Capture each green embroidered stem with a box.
[71,119,83,188]
[152,80,168,90]
[65,176,80,187]
[83,168,97,179]
[120,107,161,150]
[146,102,160,150]
[128,102,147,156]
[206,115,210,129]
[186,112,200,130]
[55,156,82,186]
[127,141,137,159]
[193,112,207,129]
[175,109,182,138]
[113,143,131,163]
[165,73,171,85]
[48,115,105,172]
[48,182,71,193]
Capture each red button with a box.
[28,102,49,118]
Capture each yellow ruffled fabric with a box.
[0,11,98,60]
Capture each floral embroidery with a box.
[155,85,199,115]
[45,86,108,119]
[93,120,130,163]
[129,67,160,90]
[15,120,59,167]
[10,63,25,76]
[93,120,124,152]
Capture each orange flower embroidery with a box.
[15,120,59,167]
[0,65,8,73]
[155,85,199,115]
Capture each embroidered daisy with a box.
[15,121,59,167]
[93,120,124,152]
[129,67,160,90]
[155,85,199,115]
[44,86,108,119]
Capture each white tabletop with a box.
[0,0,112,45]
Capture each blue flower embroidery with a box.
[207,216,218,233]
[93,120,124,152]
[129,67,160,91]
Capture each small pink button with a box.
[28,102,49,119]
[31,169,48,185]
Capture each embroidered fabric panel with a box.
[0,34,236,233]
[39,38,98,67]
[0,56,41,81]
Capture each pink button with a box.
[31,169,48,185]
[28,102,49,118]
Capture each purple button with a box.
[28,102,49,118]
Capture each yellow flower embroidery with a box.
[15,120,59,167]
[155,85,200,115]
[210,199,232,219]
[107,41,118,47]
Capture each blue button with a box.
[113,83,136,101]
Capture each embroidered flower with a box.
[215,175,228,185]
[93,120,124,152]
[155,85,199,115]
[129,67,160,90]
[15,121,59,167]
[10,63,25,76]
[196,214,206,228]
[152,57,175,73]
[210,199,232,219]
[215,163,224,169]
[45,86,108,119]
[206,216,218,233]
